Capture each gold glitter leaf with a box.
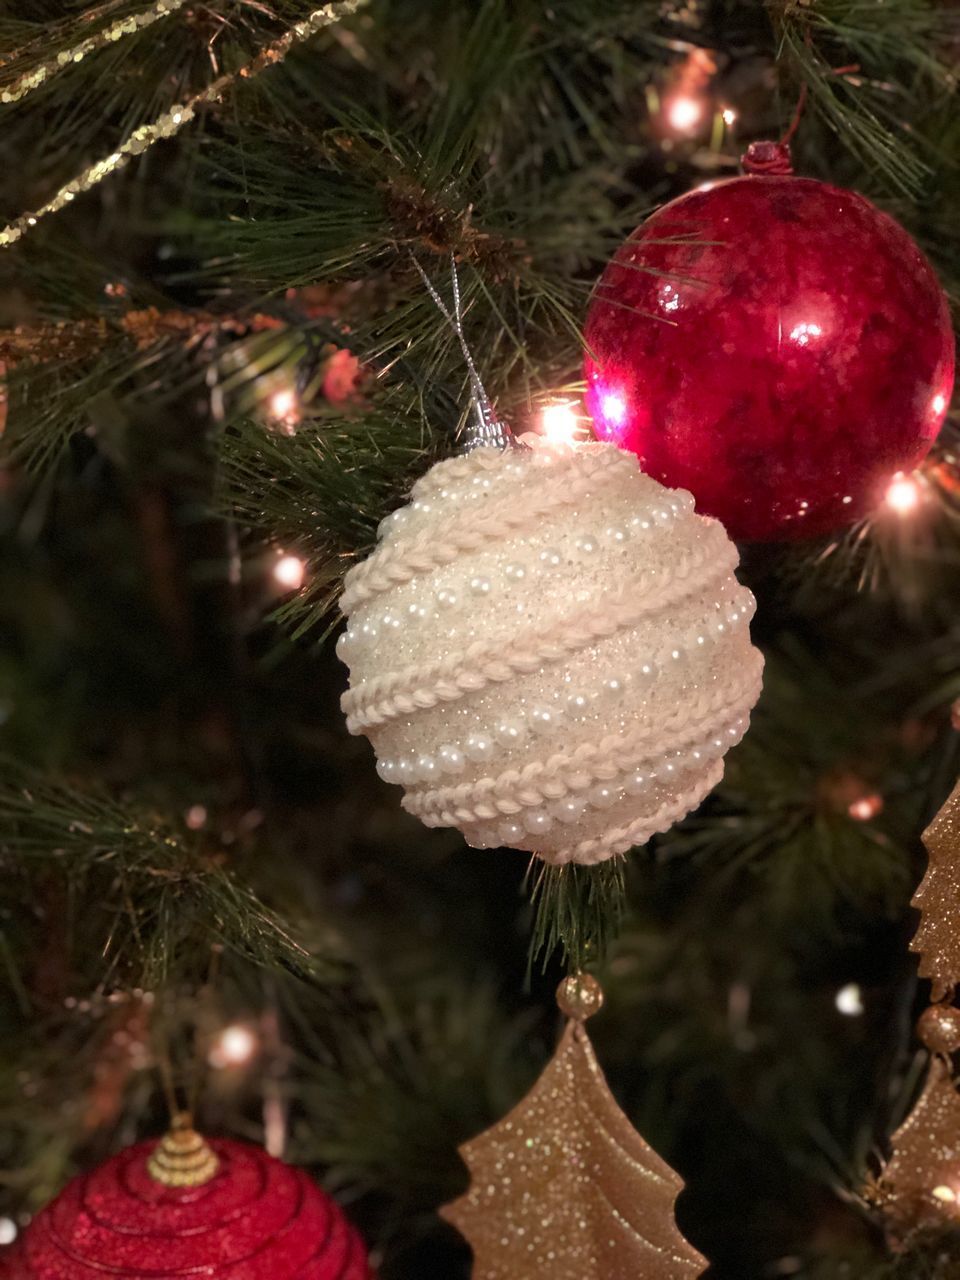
[877,1058,960,1235]
[442,995,706,1280]
[911,779,960,1002]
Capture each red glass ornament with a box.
[2,1135,372,1279]
[584,156,955,540]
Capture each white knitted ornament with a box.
[338,440,763,866]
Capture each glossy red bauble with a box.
[584,167,954,540]
[1,1134,372,1279]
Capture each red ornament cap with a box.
[740,140,793,175]
[4,1126,373,1279]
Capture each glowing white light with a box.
[274,555,306,590]
[835,984,864,1016]
[789,322,823,347]
[666,94,703,133]
[848,793,883,821]
[541,402,580,446]
[185,804,207,831]
[264,1093,287,1158]
[269,389,297,421]
[0,1218,17,1247]
[209,1024,258,1068]
[933,392,947,415]
[599,391,627,427]
[885,471,921,515]
[934,1185,958,1204]
[721,107,737,126]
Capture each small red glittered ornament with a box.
[1,1119,372,1279]
[584,142,955,540]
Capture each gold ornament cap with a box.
[918,1004,960,1056]
[557,972,604,1021]
[147,1113,220,1187]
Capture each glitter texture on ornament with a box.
[911,779,960,1002]
[6,1123,372,1279]
[876,1058,960,1237]
[441,975,706,1280]
[584,167,954,541]
[338,439,763,865]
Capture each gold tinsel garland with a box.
[0,0,369,250]
[0,0,188,106]
[0,309,285,370]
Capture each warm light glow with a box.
[266,385,301,435]
[932,392,947,415]
[848,793,883,821]
[665,94,704,133]
[721,107,737,126]
[269,388,297,421]
[0,1219,16,1247]
[933,1185,958,1204]
[885,471,922,515]
[835,983,864,1016]
[541,401,581,446]
[185,804,208,830]
[274,554,306,590]
[264,1093,287,1158]
[599,390,627,428]
[209,1024,258,1068]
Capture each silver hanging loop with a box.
[412,254,515,452]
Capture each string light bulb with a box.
[184,804,207,830]
[540,401,581,446]
[267,386,300,433]
[274,554,306,590]
[835,983,864,1016]
[665,94,703,133]
[209,1024,258,1069]
[659,47,715,137]
[848,793,884,821]
[884,471,922,515]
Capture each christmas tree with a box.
[1,2,959,1277]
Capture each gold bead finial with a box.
[557,972,604,1021]
[147,1113,220,1187]
[918,1004,960,1056]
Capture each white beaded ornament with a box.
[338,439,763,866]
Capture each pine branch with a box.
[219,388,436,635]
[653,644,926,919]
[774,0,958,196]
[0,759,317,991]
[527,859,626,975]
[289,975,544,1208]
